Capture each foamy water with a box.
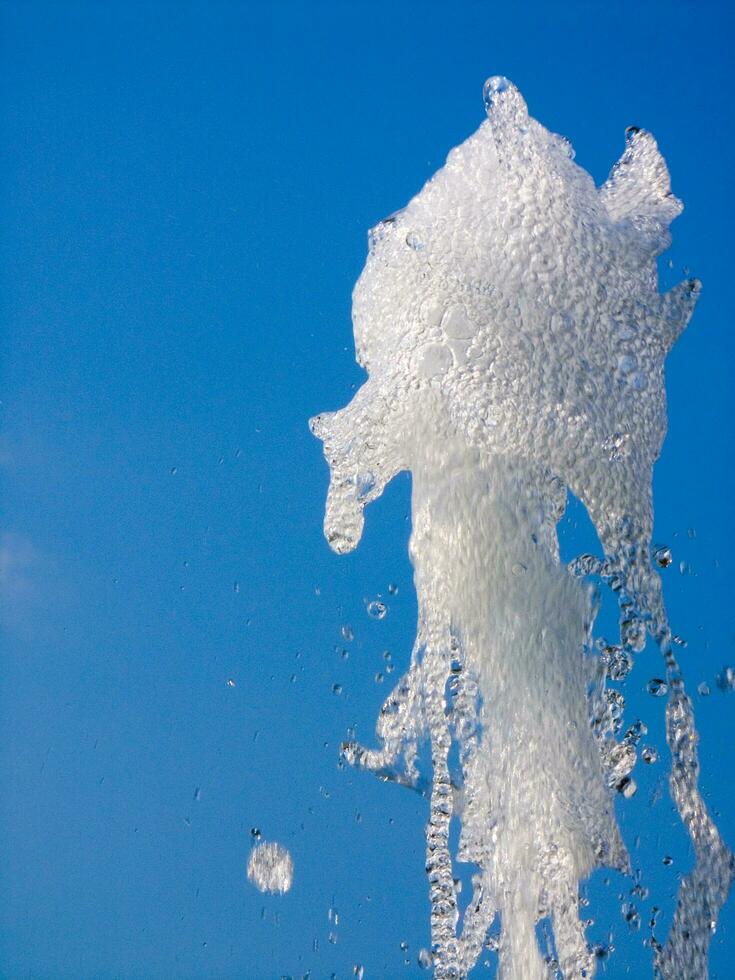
[311,77,732,978]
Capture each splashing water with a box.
[310,77,732,978]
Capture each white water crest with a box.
[311,77,732,978]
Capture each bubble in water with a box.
[647,678,668,697]
[247,841,294,894]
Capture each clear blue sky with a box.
[1,1,733,977]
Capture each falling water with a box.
[310,78,732,978]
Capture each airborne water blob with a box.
[247,841,294,895]
[311,77,732,978]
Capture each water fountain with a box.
[311,77,731,978]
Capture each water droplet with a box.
[193,786,201,801]
[353,967,364,980]
[641,746,658,765]
[605,689,626,733]
[170,466,178,475]
[618,777,637,799]
[557,134,575,159]
[341,625,354,642]
[483,75,511,110]
[247,841,294,894]
[603,645,633,681]
[716,667,735,692]
[367,599,387,619]
[697,681,711,697]
[227,678,236,688]
[332,683,343,695]
[594,943,611,961]
[622,902,641,930]
[653,546,673,568]
[388,583,399,595]
[647,678,668,697]
[625,719,648,743]
[663,855,674,866]
[622,616,646,652]
[418,948,433,969]
[250,827,261,840]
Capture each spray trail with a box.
[311,78,732,978]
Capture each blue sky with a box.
[1,1,733,977]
